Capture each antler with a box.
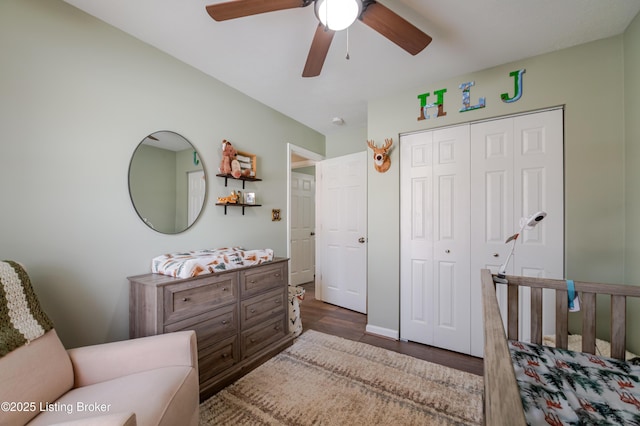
[367,139,377,149]
[383,138,393,150]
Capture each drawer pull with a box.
[250,338,256,343]
[250,308,256,313]
[274,299,281,304]
[221,320,228,325]
[222,287,228,291]
[221,353,229,359]
[274,273,280,277]
[250,280,256,284]
[181,297,189,302]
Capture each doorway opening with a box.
[286,143,324,287]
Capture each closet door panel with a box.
[432,125,471,354]
[470,120,515,355]
[514,110,564,341]
[400,132,435,344]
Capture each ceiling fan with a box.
[205,0,432,77]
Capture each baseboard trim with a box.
[365,324,399,340]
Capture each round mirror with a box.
[128,131,207,234]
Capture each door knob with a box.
[493,253,499,257]
[358,237,366,244]
[310,232,315,236]
[445,249,450,254]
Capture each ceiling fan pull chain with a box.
[346,27,350,60]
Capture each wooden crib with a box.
[480,268,640,425]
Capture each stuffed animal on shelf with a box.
[220,140,242,178]
[217,191,240,204]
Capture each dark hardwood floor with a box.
[298,282,484,376]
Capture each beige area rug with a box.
[200,330,483,425]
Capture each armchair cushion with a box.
[67,330,198,388]
[0,329,74,425]
[28,365,197,426]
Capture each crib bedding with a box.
[152,247,274,278]
[510,340,640,425]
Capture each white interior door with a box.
[316,152,367,313]
[290,171,315,286]
[187,170,205,226]
[400,125,471,353]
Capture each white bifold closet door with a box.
[400,124,471,354]
[401,108,564,357]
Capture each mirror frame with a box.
[128,130,207,234]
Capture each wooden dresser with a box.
[128,257,292,400]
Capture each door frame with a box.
[286,143,324,286]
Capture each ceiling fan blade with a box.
[359,1,432,55]
[302,23,335,78]
[206,0,308,22]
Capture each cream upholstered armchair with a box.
[0,261,199,426]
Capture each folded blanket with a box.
[0,261,53,357]
[152,247,274,278]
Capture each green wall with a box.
[624,12,640,348]
[325,125,368,158]
[367,33,637,348]
[0,0,324,348]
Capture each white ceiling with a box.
[63,0,640,136]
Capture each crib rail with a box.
[496,272,640,359]
[481,268,640,425]
[481,269,526,426]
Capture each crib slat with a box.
[555,289,568,349]
[611,295,626,360]
[581,292,596,355]
[530,287,543,344]
[508,284,519,340]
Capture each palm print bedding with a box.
[509,340,640,425]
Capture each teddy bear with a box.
[220,140,242,178]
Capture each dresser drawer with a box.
[241,316,287,359]
[198,335,239,384]
[164,272,238,323]
[241,287,285,328]
[165,303,238,348]
[240,262,286,297]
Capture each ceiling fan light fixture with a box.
[315,0,361,31]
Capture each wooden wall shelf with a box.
[216,173,262,189]
[216,203,262,215]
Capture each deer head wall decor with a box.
[367,138,393,173]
